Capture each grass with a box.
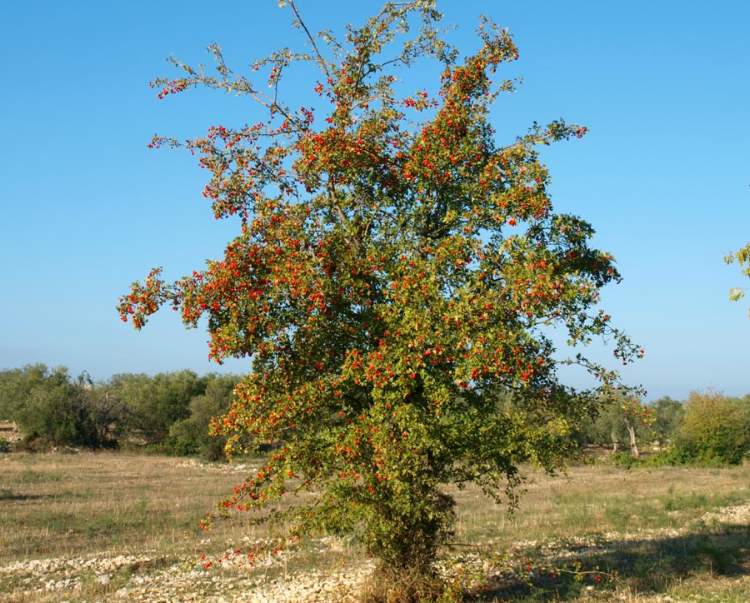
[450,464,750,544]
[1,453,749,601]
[0,452,271,562]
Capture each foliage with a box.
[0,365,105,447]
[726,243,750,312]
[1,365,242,454]
[0,364,51,421]
[673,391,750,465]
[85,384,131,446]
[575,390,653,455]
[108,370,204,444]
[576,403,626,449]
[166,373,240,460]
[118,0,641,589]
[649,396,684,445]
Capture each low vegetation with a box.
[2,453,750,601]
[4,364,750,472]
[0,365,239,459]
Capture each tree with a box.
[109,371,204,444]
[577,401,626,452]
[118,1,640,597]
[575,391,653,457]
[0,365,102,448]
[650,396,684,446]
[167,373,240,460]
[86,383,131,447]
[0,364,50,421]
[674,391,750,465]
[619,395,654,459]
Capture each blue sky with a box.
[1,1,748,399]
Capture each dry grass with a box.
[1,452,750,601]
[451,463,750,545]
[0,451,266,562]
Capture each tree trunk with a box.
[625,421,639,458]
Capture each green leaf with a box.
[729,287,745,302]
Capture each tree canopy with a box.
[118,1,640,597]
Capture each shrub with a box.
[164,374,239,460]
[650,396,684,445]
[0,365,132,449]
[16,378,100,447]
[165,418,203,456]
[0,364,51,421]
[608,451,638,468]
[673,392,750,465]
[109,371,205,444]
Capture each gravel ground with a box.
[0,547,374,602]
[2,502,750,602]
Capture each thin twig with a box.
[289,1,331,80]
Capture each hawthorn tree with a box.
[119,1,640,597]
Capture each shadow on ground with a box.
[0,489,52,502]
[469,524,750,601]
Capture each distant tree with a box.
[167,373,240,460]
[674,391,750,465]
[21,381,97,447]
[118,1,640,596]
[0,364,50,421]
[577,390,653,457]
[0,365,104,447]
[86,385,130,447]
[109,371,204,444]
[649,396,684,445]
[618,395,654,458]
[575,401,624,451]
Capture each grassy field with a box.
[1,452,750,601]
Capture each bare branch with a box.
[289,0,332,80]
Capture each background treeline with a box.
[1,364,749,466]
[0,364,239,460]
[575,391,750,466]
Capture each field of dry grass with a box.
[2,451,750,601]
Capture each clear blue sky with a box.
[1,1,748,400]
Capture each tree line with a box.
[575,390,750,466]
[1,364,748,467]
[0,364,239,460]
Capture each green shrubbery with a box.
[3,363,749,469]
[587,391,750,468]
[672,392,750,465]
[165,374,239,460]
[0,366,107,448]
[0,365,240,458]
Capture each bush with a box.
[0,364,51,421]
[673,392,750,465]
[17,378,100,448]
[163,374,239,460]
[608,451,639,468]
[109,371,205,444]
[0,365,131,449]
[0,437,10,453]
[650,396,684,445]
[165,419,202,456]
